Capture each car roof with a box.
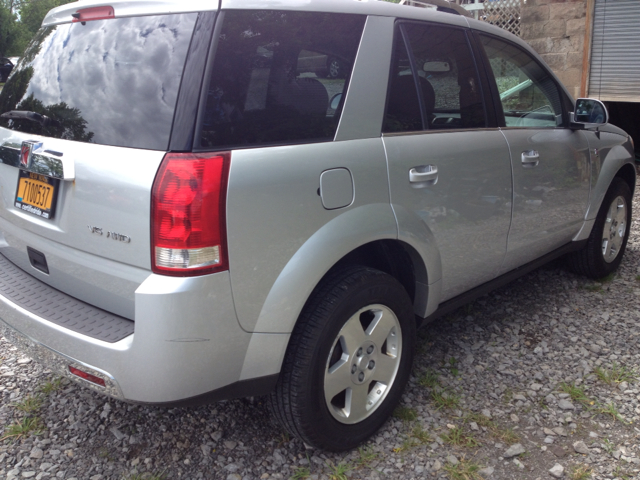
[398,0,472,18]
[45,0,470,26]
[42,0,523,52]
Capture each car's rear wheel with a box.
[268,266,415,451]
[326,57,345,79]
[567,177,632,279]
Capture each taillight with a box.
[151,152,230,276]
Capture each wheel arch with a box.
[615,162,637,195]
[575,140,635,242]
[254,237,434,335]
[239,207,440,383]
[587,142,636,222]
[331,239,430,324]
[589,148,636,220]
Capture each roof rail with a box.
[398,0,472,18]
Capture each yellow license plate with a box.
[15,170,59,220]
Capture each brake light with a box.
[151,152,230,276]
[72,6,115,23]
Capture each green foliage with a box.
[441,426,480,448]
[1,415,44,441]
[418,369,440,389]
[122,474,165,480]
[596,402,626,423]
[410,424,432,444]
[569,464,593,480]
[612,465,631,480]
[13,394,43,414]
[393,405,418,422]
[594,363,638,386]
[443,458,484,480]
[355,445,379,468]
[20,0,73,37]
[0,4,22,56]
[326,461,351,480]
[431,389,461,410]
[291,466,311,480]
[448,357,460,376]
[0,0,75,57]
[463,412,519,444]
[492,426,519,445]
[602,438,615,454]
[393,424,433,454]
[558,382,594,407]
[39,376,64,395]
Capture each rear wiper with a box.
[0,110,57,127]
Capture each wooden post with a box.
[580,0,595,97]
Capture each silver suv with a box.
[0,0,635,451]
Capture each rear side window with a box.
[197,11,366,150]
[384,22,486,133]
[0,14,197,150]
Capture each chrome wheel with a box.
[324,304,402,424]
[270,266,415,451]
[327,58,342,78]
[601,195,627,264]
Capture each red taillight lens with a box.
[69,366,106,387]
[151,152,230,276]
[72,6,115,22]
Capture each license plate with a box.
[15,170,59,220]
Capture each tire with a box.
[326,57,344,79]
[567,177,632,279]
[268,266,415,451]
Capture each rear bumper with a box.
[0,259,287,403]
[0,321,124,399]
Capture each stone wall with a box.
[521,0,587,98]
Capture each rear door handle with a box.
[409,165,438,186]
[521,150,539,168]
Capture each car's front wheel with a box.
[269,266,415,451]
[568,177,632,279]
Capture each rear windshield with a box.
[0,13,197,151]
[197,10,366,150]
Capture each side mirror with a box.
[329,93,342,110]
[571,98,608,129]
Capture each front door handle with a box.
[409,165,438,186]
[521,150,539,168]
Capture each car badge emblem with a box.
[20,141,42,169]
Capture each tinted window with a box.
[480,35,564,128]
[0,14,197,150]
[384,23,486,133]
[198,11,366,150]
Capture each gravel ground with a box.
[2,170,640,480]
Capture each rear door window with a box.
[197,10,366,150]
[0,14,197,150]
[384,22,486,133]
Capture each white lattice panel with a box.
[477,0,523,37]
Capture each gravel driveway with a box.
[2,168,640,480]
